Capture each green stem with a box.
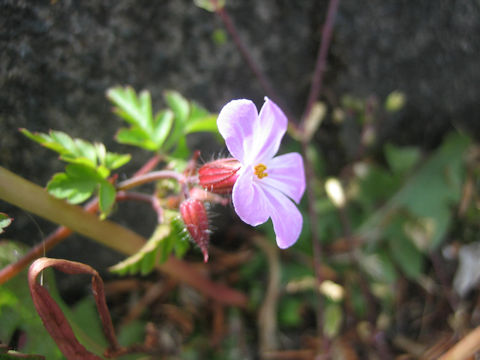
[0,166,247,307]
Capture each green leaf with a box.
[164,90,189,125]
[115,127,154,150]
[21,128,129,172]
[107,86,153,132]
[194,0,225,12]
[0,241,63,359]
[386,218,424,280]
[104,152,131,170]
[184,114,218,134]
[98,181,116,216]
[0,213,13,234]
[47,164,101,204]
[323,302,343,338]
[279,297,303,327]
[384,143,420,175]
[110,222,172,276]
[151,109,174,148]
[357,132,471,249]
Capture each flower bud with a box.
[198,158,241,194]
[180,199,210,262]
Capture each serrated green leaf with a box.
[98,181,116,216]
[184,115,218,134]
[152,109,174,148]
[115,127,155,150]
[140,248,158,275]
[161,91,191,154]
[0,213,13,234]
[107,86,153,132]
[21,129,72,155]
[49,130,77,154]
[104,152,131,170]
[194,0,225,12]
[109,222,172,276]
[47,164,101,204]
[164,91,189,125]
[22,128,129,172]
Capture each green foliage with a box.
[0,213,12,234]
[107,86,219,157]
[194,0,225,12]
[351,133,469,279]
[323,302,343,338]
[0,241,63,359]
[110,213,190,276]
[21,129,131,216]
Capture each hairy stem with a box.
[116,170,185,191]
[0,166,247,307]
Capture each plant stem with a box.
[302,0,340,127]
[0,166,247,307]
[116,170,185,191]
[300,0,340,348]
[215,6,277,101]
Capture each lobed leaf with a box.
[107,86,153,132]
[109,222,172,276]
[98,181,116,217]
[47,164,101,204]
[21,129,130,172]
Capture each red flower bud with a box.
[198,158,241,194]
[180,199,210,262]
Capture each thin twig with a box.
[116,170,186,191]
[302,0,340,126]
[215,6,277,101]
[253,235,281,353]
[300,0,340,350]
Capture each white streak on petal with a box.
[232,167,269,226]
[217,99,258,165]
[263,186,303,249]
[263,152,305,203]
[253,98,288,163]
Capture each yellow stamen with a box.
[254,163,268,179]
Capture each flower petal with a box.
[232,167,269,226]
[254,97,288,163]
[263,186,303,249]
[263,152,306,203]
[216,99,258,164]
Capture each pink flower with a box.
[217,98,306,249]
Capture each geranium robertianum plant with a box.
[16,88,305,273]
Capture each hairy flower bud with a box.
[180,199,210,262]
[198,158,241,194]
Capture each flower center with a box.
[254,163,268,179]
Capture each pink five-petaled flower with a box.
[217,97,306,249]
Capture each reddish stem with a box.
[302,0,340,125]
[216,6,276,100]
[0,198,99,284]
[300,0,340,346]
[116,170,186,191]
[133,154,162,178]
